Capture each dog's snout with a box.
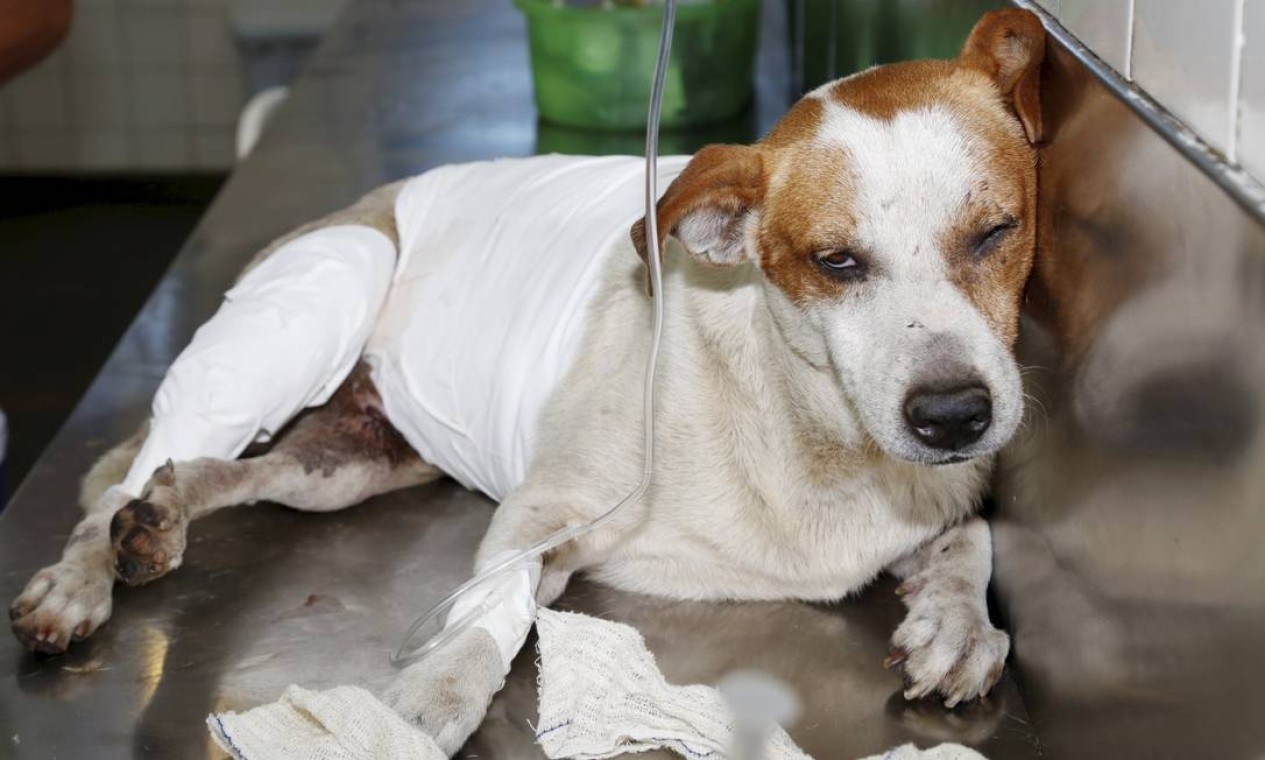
[903,384,992,451]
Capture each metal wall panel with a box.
[993,33,1265,759]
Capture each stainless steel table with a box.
[0,1,1041,757]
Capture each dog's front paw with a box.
[887,580,1009,708]
[10,562,113,654]
[382,627,506,754]
[110,495,186,586]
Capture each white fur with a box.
[800,104,1024,464]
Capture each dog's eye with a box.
[815,249,866,279]
[974,219,1017,257]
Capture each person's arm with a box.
[0,0,72,85]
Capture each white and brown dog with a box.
[10,9,1044,752]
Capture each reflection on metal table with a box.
[0,1,1046,758]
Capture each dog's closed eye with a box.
[973,219,1017,257]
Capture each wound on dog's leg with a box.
[120,224,396,496]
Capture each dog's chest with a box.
[595,456,987,602]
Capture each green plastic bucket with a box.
[515,0,760,130]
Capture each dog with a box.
[10,9,1044,753]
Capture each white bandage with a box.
[122,225,396,495]
[444,552,542,669]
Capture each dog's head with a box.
[634,9,1044,465]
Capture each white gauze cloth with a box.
[534,609,988,760]
[122,225,395,495]
[208,685,446,760]
[208,607,987,760]
[534,607,812,759]
[365,154,689,501]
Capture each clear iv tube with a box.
[391,0,677,668]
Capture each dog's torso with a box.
[364,154,689,500]
[521,221,993,601]
[376,155,993,602]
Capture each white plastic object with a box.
[121,225,395,496]
[719,671,802,760]
[236,86,290,159]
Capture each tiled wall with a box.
[1033,0,1261,177]
[1,0,260,172]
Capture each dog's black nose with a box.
[904,384,992,450]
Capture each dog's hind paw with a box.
[889,581,1009,709]
[110,495,187,586]
[10,562,113,654]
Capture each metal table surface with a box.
[0,1,1042,758]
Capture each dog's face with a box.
[635,10,1044,465]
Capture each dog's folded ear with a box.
[960,8,1046,144]
[631,143,763,288]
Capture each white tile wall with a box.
[1240,0,1265,177]
[67,7,126,71]
[188,9,238,70]
[1058,0,1134,75]
[122,8,187,68]
[1131,0,1240,157]
[0,0,263,172]
[135,129,191,169]
[1039,0,1264,182]
[190,72,242,127]
[73,74,129,128]
[79,131,132,168]
[128,72,189,128]
[16,132,77,170]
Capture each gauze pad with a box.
[122,225,395,495]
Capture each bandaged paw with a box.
[445,552,542,669]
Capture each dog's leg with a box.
[886,516,1010,707]
[110,366,440,586]
[383,479,631,755]
[9,486,132,653]
[8,427,148,653]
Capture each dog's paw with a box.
[10,562,113,654]
[887,580,1009,708]
[382,626,506,754]
[110,495,187,586]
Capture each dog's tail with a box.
[80,422,147,510]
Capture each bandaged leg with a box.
[121,225,396,496]
[383,552,541,755]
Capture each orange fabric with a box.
[0,0,72,85]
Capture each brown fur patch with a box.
[287,363,417,476]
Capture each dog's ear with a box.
[631,144,763,283]
[960,8,1046,144]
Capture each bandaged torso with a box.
[366,155,689,501]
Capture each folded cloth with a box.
[207,685,445,760]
